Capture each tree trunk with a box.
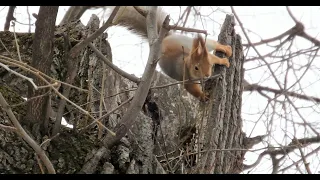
[26,6,59,137]
[0,14,247,174]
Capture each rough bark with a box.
[26,6,59,137]
[0,13,247,174]
[195,15,246,174]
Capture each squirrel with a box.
[106,6,232,101]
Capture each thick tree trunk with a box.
[26,6,59,136]
[196,15,246,174]
[0,14,247,174]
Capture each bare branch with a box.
[0,55,87,93]
[103,7,170,149]
[244,83,320,104]
[286,6,320,46]
[0,92,56,174]
[79,96,133,132]
[0,123,17,132]
[232,6,284,91]
[88,43,140,83]
[294,138,312,174]
[244,136,320,172]
[0,55,115,136]
[69,6,120,58]
[0,62,38,90]
[278,145,320,173]
[168,25,207,35]
[4,6,16,31]
[133,6,147,17]
[59,6,93,26]
[243,27,294,47]
[286,6,299,24]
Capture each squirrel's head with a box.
[188,34,214,79]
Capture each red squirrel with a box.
[108,6,232,101]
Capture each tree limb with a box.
[103,7,170,149]
[69,6,120,58]
[4,6,16,31]
[243,136,320,172]
[59,6,93,26]
[0,92,56,174]
[244,83,320,104]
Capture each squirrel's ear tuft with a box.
[198,35,207,53]
[191,34,208,61]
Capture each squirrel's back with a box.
[109,6,189,80]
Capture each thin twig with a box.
[69,6,120,58]
[12,22,22,62]
[231,7,284,91]
[244,84,320,104]
[26,6,31,33]
[0,62,38,90]
[0,56,115,136]
[11,91,51,107]
[0,92,56,174]
[168,25,207,35]
[88,43,140,83]
[294,138,312,174]
[35,153,45,174]
[79,96,133,132]
[0,124,17,131]
[40,133,60,148]
[0,55,88,92]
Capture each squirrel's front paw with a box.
[224,58,230,68]
[199,92,210,102]
[225,45,232,58]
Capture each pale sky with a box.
[1,6,319,174]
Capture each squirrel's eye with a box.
[195,66,199,71]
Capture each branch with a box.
[79,96,133,132]
[59,6,93,26]
[286,6,320,46]
[0,123,17,132]
[278,145,320,173]
[0,55,115,136]
[133,6,147,17]
[242,27,295,47]
[0,55,88,93]
[103,7,170,149]
[88,43,140,83]
[244,83,320,104]
[0,62,38,90]
[294,138,312,174]
[243,136,320,172]
[4,6,16,31]
[168,25,207,35]
[69,6,120,58]
[0,92,56,174]
[52,33,74,136]
[231,7,284,91]
[286,6,299,24]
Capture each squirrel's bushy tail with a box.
[110,6,168,38]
